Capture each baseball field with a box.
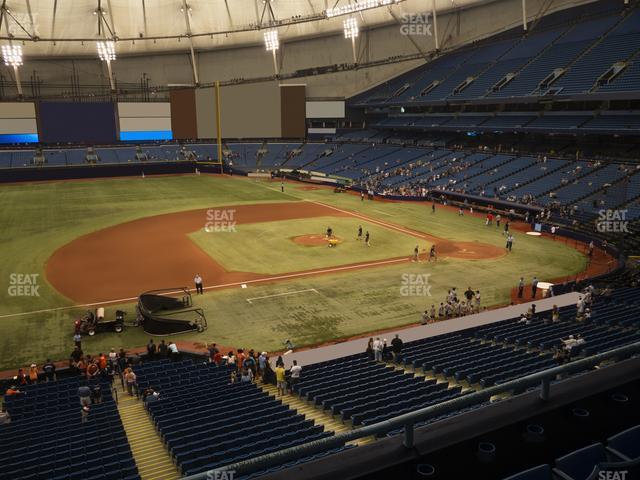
[0,174,594,370]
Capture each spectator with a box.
[240,367,254,383]
[391,334,403,363]
[108,348,118,368]
[289,360,302,391]
[158,340,168,358]
[207,343,218,363]
[146,339,156,360]
[42,359,56,382]
[372,337,383,362]
[554,347,569,365]
[258,352,268,377]
[124,368,137,396]
[91,384,103,404]
[0,405,11,425]
[168,341,179,361]
[263,357,275,385]
[275,363,287,396]
[275,355,285,368]
[5,385,22,396]
[78,384,91,407]
[28,363,38,384]
[70,346,83,366]
[142,387,160,404]
[365,338,374,359]
[16,368,27,386]
[551,305,560,323]
[213,349,223,366]
[81,405,90,424]
[86,358,99,379]
[98,353,107,371]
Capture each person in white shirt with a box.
[194,274,203,295]
[168,341,179,361]
[289,360,302,390]
[372,338,383,362]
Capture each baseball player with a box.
[357,225,363,241]
[429,245,437,262]
[365,231,370,246]
[412,245,420,262]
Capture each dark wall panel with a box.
[170,89,198,139]
[280,85,306,138]
[38,102,117,144]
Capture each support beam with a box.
[271,49,279,76]
[522,0,528,32]
[351,36,357,63]
[215,80,223,173]
[182,0,199,86]
[105,58,115,91]
[432,0,439,50]
[13,65,22,96]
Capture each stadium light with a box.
[2,44,23,97]
[343,17,359,63]
[264,30,279,52]
[2,44,23,67]
[96,41,116,91]
[96,41,116,62]
[326,0,398,18]
[343,17,359,39]
[264,30,280,76]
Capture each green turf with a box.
[189,216,421,274]
[0,176,588,371]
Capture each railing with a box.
[181,340,640,479]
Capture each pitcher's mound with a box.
[292,234,343,246]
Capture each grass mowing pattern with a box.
[0,176,587,370]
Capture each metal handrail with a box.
[181,340,640,479]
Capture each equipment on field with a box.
[137,287,207,336]
[74,309,128,336]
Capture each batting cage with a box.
[137,287,207,335]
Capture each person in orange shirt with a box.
[98,353,107,371]
[5,385,22,396]
[28,364,38,384]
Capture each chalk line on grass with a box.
[246,288,319,304]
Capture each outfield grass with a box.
[0,175,587,371]
[190,216,420,274]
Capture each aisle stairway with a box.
[260,383,375,446]
[117,388,181,480]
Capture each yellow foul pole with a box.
[215,81,223,174]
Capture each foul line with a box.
[306,200,431,241]
[0,256,412,319]
[246,288,319,304]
